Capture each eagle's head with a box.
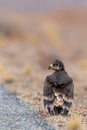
[48,60,65,71]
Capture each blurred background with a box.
[0,0,87,126]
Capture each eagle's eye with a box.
[48,60,65,70]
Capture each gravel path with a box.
[0,85,55,130]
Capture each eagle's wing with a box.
[43,77,55,115]
[46,72,73,88]
[43,78,54,105]
[43,72,74,115]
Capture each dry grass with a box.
[3,73,15,83]
[42,21,58,43]
[26,33,39,44]
[67,116,82,130]
[23,65,32,74]
[0,65,15,83]
[77,59,87,69]
[0,65,6,75]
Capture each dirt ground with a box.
[0,10,87,129]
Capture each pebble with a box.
[0,85,55,130]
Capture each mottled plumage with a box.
[43,60,74,115]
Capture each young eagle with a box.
[43,60,74,115]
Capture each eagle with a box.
[43,60,74,115]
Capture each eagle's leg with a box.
[44,99,54,115]
[62,99,72,116]
[47,107,54,115]
[63,108,69,115]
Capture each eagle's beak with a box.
[48,64,53,69]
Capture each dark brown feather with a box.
[46,71,73,88]
[43,70,74,115]
[43,60,74,115]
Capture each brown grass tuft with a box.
[0,65,6,75]
[23,66,32,74]
[3,74,15,83]
[67,116,82,130]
